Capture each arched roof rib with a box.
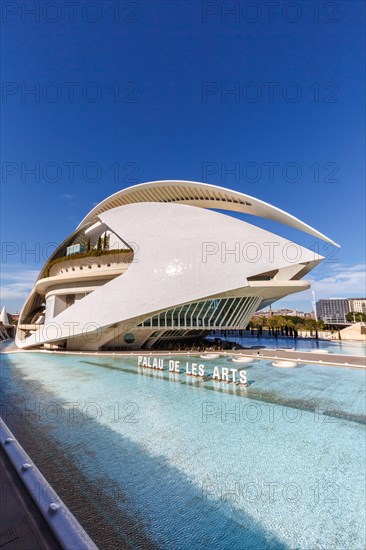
[77,180,339,246]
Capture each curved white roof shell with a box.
[78,180,338,246]
[17,201,321,349]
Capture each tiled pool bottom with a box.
[1,352,365,550]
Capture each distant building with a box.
[255,309,272,317]
[257,308,313,318]
[274,308,298,316]
[273,308,311,317]
[0,306,15,339]
[0,306,10,326]
[349,299,366,314]
[316,299,350,322]
[316,298,366,322]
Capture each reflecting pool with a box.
[1,351,365,549]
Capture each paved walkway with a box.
[2,343,365,368]
[233,348,365,368]
[0,446,61,550]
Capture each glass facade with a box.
[139,296,261,330]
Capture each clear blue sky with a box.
[1,0,365,312]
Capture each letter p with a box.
[1,242,19,263]
[202,402,219,422]
[202,242,219,263]
[202,81,219,102]
[202,2,219,22]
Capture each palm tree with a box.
[256,316,265,336]
[286,320,294,338]
[267,317,275,336]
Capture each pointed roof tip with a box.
[0,306,10,325]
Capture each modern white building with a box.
[349,299,366,314]
[0,306,10,326]
[0,306,13,341]
[16,181,338,351]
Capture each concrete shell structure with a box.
[16,181,337,351]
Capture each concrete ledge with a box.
[0,419,98,550]
[1,344,365,368]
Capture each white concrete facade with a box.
[349,299,366,314]
[16,181,337,351]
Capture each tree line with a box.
[248,315,326,338]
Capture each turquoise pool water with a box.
[1,350,365,549]
[212,334,366,356]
